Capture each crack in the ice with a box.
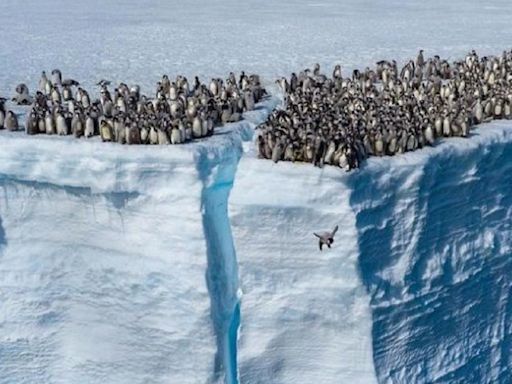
[196,142,243,384]
[194,96,279,384]
[0,216,6,252]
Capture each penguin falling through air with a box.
[313,225,338,251]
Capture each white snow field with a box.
[1,0,512,383]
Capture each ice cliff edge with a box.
[0,116,511,383]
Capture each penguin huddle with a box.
[4,70,266,145]
[2,48,512,167]
[257,49,512,171]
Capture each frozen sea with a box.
[1,1,512,383]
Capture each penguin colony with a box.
[2,49,512,169]
[258,50,512,170]
[1,69,266,144]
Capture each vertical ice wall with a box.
[4,108,512,384]
[230,150,376,383]
[350,123,512,383]
[0,136,216,384]
[0,98,276,384]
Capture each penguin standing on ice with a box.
[51,69,62,86]
[313,225,339,251]
[4,111,19,131]
[0,98,6,128]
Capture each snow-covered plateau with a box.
[2,0,512,383]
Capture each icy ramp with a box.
[231,149,376,383]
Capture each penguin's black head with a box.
[328,238,334,245]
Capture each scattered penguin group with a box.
[258,49,512,171]
[2,69,266,145]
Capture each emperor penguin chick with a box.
[313,225,339,251]
[100,120,114,142]
[5,111,19,131]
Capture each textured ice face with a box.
[230,158,376,384]
[231,121,512,384]
[0,99,276,384]
[350,123,512,383]
[0,135,215,384]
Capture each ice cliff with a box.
[0,112,511,384]
[350,122,512,383]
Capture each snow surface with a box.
[2,0,512,383]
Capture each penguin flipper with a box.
[313,232,322,239]
[332,225,339,236]
[319,241,323,251]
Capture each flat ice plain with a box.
[1,0,512,383]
